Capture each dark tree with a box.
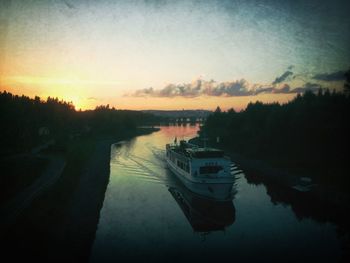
[344,69,350,94]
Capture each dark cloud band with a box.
[312,71,347,81]
[272,71,293,85]
[130,80,323,98]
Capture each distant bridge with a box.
[142,110,211,124]
[163,117,206,123]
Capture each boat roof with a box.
[187,148,224,158]
[168,143,225,158]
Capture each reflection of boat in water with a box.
[166,140,235,200]
[168,182,235,233]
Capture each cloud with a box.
[130,79,254,98]
[133,83,203,98]
[134,87,156,97]
[292,82,322,93]
[129,79,321,98]
[276,83,291,93]
[254,83,321,94]
[255,84,292,95]
[264,83,322,94]
[128,67,328,98]
[206,79,253,96]
[272,70,293,85]
[312,71,346,81]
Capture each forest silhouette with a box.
[0,91,160,155]
[201,87,349,190]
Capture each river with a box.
[90,125,342,262]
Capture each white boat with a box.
[166,140,235,201]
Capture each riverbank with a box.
[0,153,66,232]
[1,127,159,262]
[188,136,350,208]
[0,155,49,206]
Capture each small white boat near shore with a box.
[166,140,235,201]
[292,177,317,192]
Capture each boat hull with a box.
[166,158,234,201]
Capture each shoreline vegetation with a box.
[190,88,350,207]
[0,91,160,261]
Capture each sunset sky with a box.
[0,0,349,110]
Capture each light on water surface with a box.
[91,125,341,262]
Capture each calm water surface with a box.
[91,125,341,262]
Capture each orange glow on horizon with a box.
[114,94,297,111]
[0,83,297,111]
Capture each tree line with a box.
[0,91,160,155]
[201,88,350,189]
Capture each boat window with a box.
[176,160,190,173]
[199,166,223,174]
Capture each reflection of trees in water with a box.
[245,171,350,261]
